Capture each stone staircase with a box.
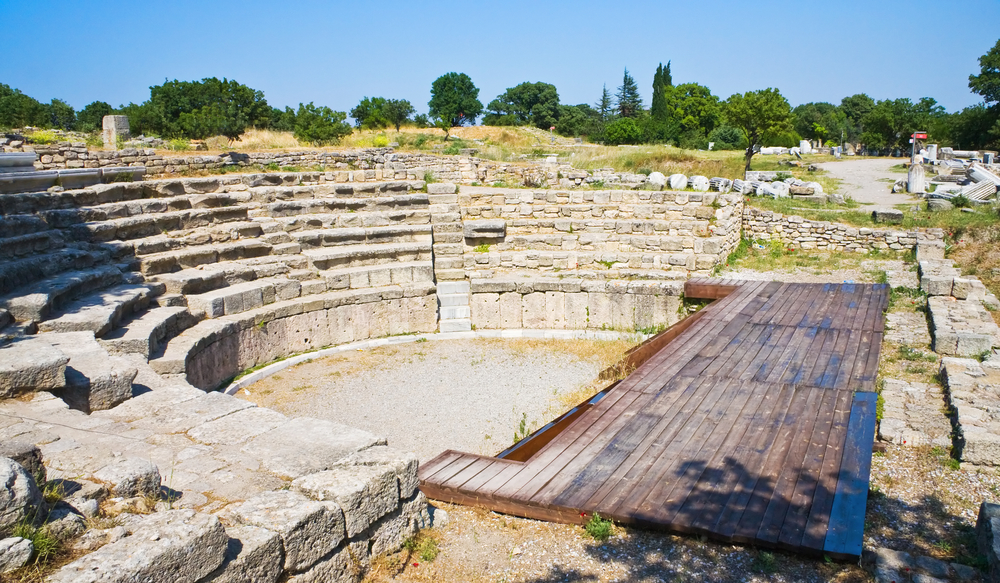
[437,280,471,332]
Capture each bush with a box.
[372,133,389,147]
[583,513,613,541]
[708,125,747,150]
[293,102,352,146]
[603,118,642,145]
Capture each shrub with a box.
[583,513,613,541]
[293,103,352,146]
[372,133,389,147]
[603,118,642,145]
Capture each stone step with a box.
[186,278,302,319]
[44,331,138,413]
[271,209,431,231]
[131,221,264,256]
[1,264,123,322]
[437,281,470,295]
[433,268,467,281]
[440,306,470,319]
[290,224,433,249]
[264,194,428,218]
[151,263,258,295]
[67,206,252,243]
[37,282,165,337]
[0,214,50,239]
[439,318,472,333]
[0,336,69,399]
[0,230,66,258]
[318,261,434,291]
[437,292,469,308]
[0,248,110,296]
[140,240,274,275]
[302,242,432,271]
[99,306,203,358]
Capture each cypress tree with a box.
[596,84,614,121]
[663,60,672,88]
[650,63,667,121]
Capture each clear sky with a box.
[1,0,997,116]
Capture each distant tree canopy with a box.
[293,102,352,145]
[144,77,271,140]
[792,102,846,144]
[383,99,415,132]
[483,82,560,130]
[77,101,114,132]
[428,72,483,126]
[615,68,643,118]
[350,97,390,130]
[0,84,53,128]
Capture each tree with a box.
[383,99,415,131]
[267,106,297,132]
[77,101,114,132]
[663,83,721,142]
[0,84,48,128]
[970,39,1000,105]
[293,102,352,145]
[603,117,642,145]
[428,72,483,126]
[46,98,76,130]
[555,104,601,138]
[615,68,643,118]
[413,113,430,128]
[145,77,270,139]
[792,102,847,145]
[858,98,944,154]
[723,88,793,171]
[840,93,875,146]
[483,82,560,129]
[350,96,390,130]
[650,61,672,122]
[595,84,614,122]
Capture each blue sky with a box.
[1,0,997,116]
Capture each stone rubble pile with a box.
[919,258,1000,357]
[910,144,1000,202]
[735,171,838,204]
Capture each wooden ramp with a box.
[420,279,888,559]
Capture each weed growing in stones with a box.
[751,550,778,574]
[583,513,613,542]
[473,243,491,253]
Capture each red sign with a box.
[913,133,928,139]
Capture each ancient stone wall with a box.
[742,207,921,252]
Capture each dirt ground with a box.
[815,158,919,208]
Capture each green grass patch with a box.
[583,512,614,542]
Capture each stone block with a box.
[565,292,590,329]
[0,457,42,533]
[522,292,546,329]
[872,209,904,224]
[499,292,522,328]
[293,465,399,537]
[243,417,383,479]
[0,537,32,573]
[0,441,45,485]
[49,509,227,583]
[545,291,566,329]
[427,183,457,195]
[921,275,953,297]
[952,278,979,300]
[93,458,161,498]
[956,332,994,357]
[231,490,345,573]
[204,525,284,583]
[336,445,420,499]
[471,293,501,329]
[464,219,506,239]
[979,501,1000,582]
[0,337,68,398]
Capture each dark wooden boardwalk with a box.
[420,279,888,559]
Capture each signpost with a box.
[911,131,927,164]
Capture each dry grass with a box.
[948,223,1000,302]
[233,128,303,149]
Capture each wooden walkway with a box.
[419,279,888,559]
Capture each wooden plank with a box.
[823,392,877,559]
[440,457,497,491]
[684,382,795,536]
[799,387,854,552]
[418,451,464,481]
[739,325,797,382]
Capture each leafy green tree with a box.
[0,84,48,128]
[840,93,875,145]
[483,82,560,129]
[615,68,643,118]
[293,102,352,145]
[350,96,390,129]
[723,88,793,171]
[555,104,601,138]
[383,99,415,131]
[413,113,430,128]
[145,77,270,140]
[603,117,642,145]
[267,106,297,132]
[970,39,1000,105]
[792,102,847,145]
[428,72,483,126]
[949,104,999,149]
[664,83,721,139]
[707,125,747,150]
[115,102,156,137]
[431,115,453,140]
[46,98,76,130]
[859,97,944,154]
[77,101,114,132]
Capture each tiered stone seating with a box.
[0,172,437,397]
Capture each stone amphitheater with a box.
[1,145,992,582]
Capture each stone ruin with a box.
[101,115,130,149]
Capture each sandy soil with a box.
[815,159,920,208]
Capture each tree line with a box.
[1,38,997,156]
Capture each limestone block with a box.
[293,465,399,537]
[565,292,589,329]
[336,446,419,499]
[427,183,457,195]
[93,458,161,498]
[522,292,546,329]
[471,293,501,329]
[369,492,429,558]
[203,525,283,583]
[952,278,978,300]
[230,490,345,573]
[0,441,45,485]
[611,292,636,331]
[0,537,32,573]
[0,337,68,398]
[589,292,613,329]
[872,209,904,224]
[921,275,954,297]
[979,501,1000,582]
[0,457,42,533]
[49,509,227,583]
[243,417,383,479]
[463,219,506,239]
[957,332,995,357]
[545,291,566,329]
[499,292,522,328]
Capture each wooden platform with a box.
[419,279,888,559]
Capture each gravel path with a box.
[240,339,613,462]
[720,258,919,289]
[816,158,920,208]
